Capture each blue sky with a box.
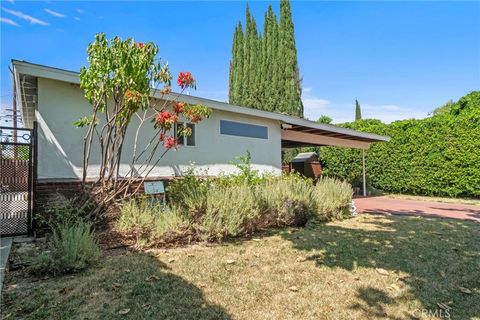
[1,1,479,125]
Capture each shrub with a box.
[153,206,191,243]
[29,222,100,275]
[167,166,210,215]
[117,199,156,245]
[117,199,190,246]
[120,167,354,246]
[35,194,92,231]
[257,175,315,227]
[28,251,53,273]
[314,178,353,221]
[201,183,260,240]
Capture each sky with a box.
[1,0,479,126]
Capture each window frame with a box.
[219,119,269,140]
[174,122,196,147]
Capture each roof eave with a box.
[11,60,390,143]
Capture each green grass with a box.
[2,214,479,319]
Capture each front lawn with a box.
[2,214,479,319]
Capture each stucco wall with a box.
[36,77,282,179]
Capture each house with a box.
[9,60,388,215]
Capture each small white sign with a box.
[144,181,165,195]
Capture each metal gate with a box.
[0,125,36,237]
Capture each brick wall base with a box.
[35,177,174,213]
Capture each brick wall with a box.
[35,177,173,212]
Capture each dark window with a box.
[220,120,268,139]
[186,123,195,146]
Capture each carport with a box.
[279,120,389,196]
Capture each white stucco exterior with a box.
[36,78,282,180]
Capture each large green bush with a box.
[318,91,480,198]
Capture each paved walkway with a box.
[0,237,13,293]
[354,196,480,222]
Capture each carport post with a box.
[362,149,366,197]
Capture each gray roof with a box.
[291,152,318,163]
[12,60,390,143]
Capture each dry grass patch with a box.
[2,214,479,319]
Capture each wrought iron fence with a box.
[0,126,35,236]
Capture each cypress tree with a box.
[355,99,362,121]
[229,26,237,103]
[269,7,280,112]
[266,5,279,112]
[244,4,260,107]
[229,23,244,105]
[279,0,302,117]
[228,0,302,117]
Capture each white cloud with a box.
[302,97,331,121]
[302,89,428,124]
[0,17,19,26]
[2,8,48,26]
[360,103,428,123]
[44,8,65,18]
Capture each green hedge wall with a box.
[317,91,480,198]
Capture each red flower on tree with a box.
[160,132,166,141]
[156,111,178,126]
[174,102,185,114]
[177,72,195,89]
[186,109,203,123]
[164,136,178,149]
[135,42,145,49]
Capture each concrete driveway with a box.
[354,196,480,222]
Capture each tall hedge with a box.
[318,91,480,198]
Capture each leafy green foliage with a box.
[79,33,166,115]
[319,91,480,198]
[317,115,333,124]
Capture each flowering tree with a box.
[75,33,211,209]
